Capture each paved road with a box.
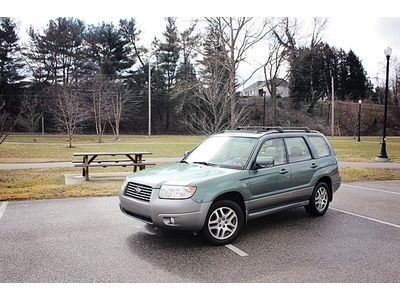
[1,160,400,170]
[0,180,399,282]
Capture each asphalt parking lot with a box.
[0,180,399,282]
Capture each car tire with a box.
[304,181,331,217]
[201,199,244,246]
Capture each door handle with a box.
[311,163,318,169]
[279,168,289,175]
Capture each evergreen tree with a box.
[288,43,371,110]
[342,50,369,99]
[85,22,134,79]
[26,18,86,86]
[174,22,199,117]
[153,18,180,132]
[0,17,25,112]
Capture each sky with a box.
[4,0,400,88]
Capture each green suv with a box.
[119,127,341,245]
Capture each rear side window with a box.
[309,136,330,158]
[284,137,312,163]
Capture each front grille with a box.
[124,182,153,202]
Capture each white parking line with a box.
[0,201,8,221]
[225,244,249,257]
[342,184,400,195]
[331,208,400,229]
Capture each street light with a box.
[147,51,156,137]
[357,100,362,143]
[262,89,266,126]
[148,59,151,136]
[375,46,392,161]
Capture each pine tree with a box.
[85,22,134,79]
[343,50,369,100]
[0,17,25,112]
[288,43,371,109]
[155,17,181,132]
[26,18,86,86]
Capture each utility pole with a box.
[331,76,335,138]
[148,60,152,136]
[357,100,362,142]
[41,115,44,135]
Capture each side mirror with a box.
[253,156,275,169]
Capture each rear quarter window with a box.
[309,136,330,158]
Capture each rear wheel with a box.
[201,200,244,246]
[305,182,331,217]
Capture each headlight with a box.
[159,185,197,199]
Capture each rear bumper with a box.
[119,189,211,232]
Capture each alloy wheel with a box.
[208,207,238,240]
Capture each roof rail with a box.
[233,126,312,133]
[235,126,284,132]
[280,127,311,133]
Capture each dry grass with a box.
[1,166,400,201]
[0,134,205,163]
[1,134,399,163]
[0,168,123,201]
[328,137,400,162]
[339,167,400,183]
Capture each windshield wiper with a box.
[193,161,218,167]
[179,160,189,164]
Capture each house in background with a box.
[240,78,289,98]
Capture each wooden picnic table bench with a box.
[73,151,154,181]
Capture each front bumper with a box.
[119,188,211,232]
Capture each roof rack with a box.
[235,126,283,132]
[234,126,311,133]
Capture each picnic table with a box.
[73,151,154,181]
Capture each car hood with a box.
[126,162,238,188]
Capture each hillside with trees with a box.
[0,17,399,142]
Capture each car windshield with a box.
[184,136,257,169]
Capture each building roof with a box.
[242,78,289,92]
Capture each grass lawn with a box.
[0,134,205,163]
[1,167,399,201]
[339,167,400,182]
[328,137,400,162]
[0,134,399,163]
[1,134,400,202]
[0,168,123,201]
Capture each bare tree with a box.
[17,95,42,138]
[89,75,109,143]
[272,17,327,113]
[52,87,89,148]
[0,102,17,145]
[182,64,249,134]
[263,21,291,125]
[106,82,130,141]
[206,17,272,127]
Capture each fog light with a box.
[170,217,175,224]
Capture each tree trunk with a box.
[68,131,72,148]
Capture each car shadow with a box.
[124,207,324,282]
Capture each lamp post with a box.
[357,100,362,143]
[262,90,266,126]
[148,60,152,136]
[376,46,392,161]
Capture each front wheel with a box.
[304,182,331,217]
[201,200,244,246]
